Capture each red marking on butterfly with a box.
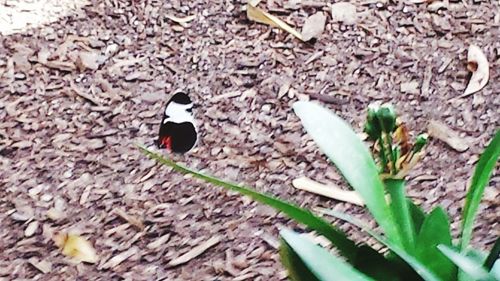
[161,136,172,151]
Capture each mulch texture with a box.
[0,0,498,280]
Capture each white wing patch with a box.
[164,102,194,124]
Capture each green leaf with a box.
[461,130,500,250]
[408,200,426,234]
[485,237,500,270]
[353,245,402,281]
[280,229,376,281]
[138,145,358,261]
[415,207,456,281]
[438,245,497,281]
[491,260,500,280]
[293,101,400,246]
[280,239,321,281]
[317,208,442,281]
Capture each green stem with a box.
[386,133,397,175]
[385,179,416,253]
[378,135,388,173]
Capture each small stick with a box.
[292,177,364,206]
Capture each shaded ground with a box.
[0,0,498,280]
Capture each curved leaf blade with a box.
[139,145,358,261]
[438,245,496,281]
[485,237,500,270]
[317,208,442,281]
[293,101,400,245]
[415,207,456,281]
[461,130,500,250]
[280,229,376,281]
[280,238,321,281]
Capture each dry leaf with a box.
[427,120,469,152]
[331,2,357,25]
[246,2,303,41]
[462,45,489,97]
[292,177,364,206]
[168,235,221,267]
[165,14,196,27]
[301,12,326,41]
[53,233,99,263]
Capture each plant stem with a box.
[378,136,388,173]
[385,179,416,253]
[386,133,397,175]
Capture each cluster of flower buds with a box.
[364,103,428,178]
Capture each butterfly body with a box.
[157,92,197,153]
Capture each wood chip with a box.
[147,233,171,250]
[400,81,420,94]
[112,208,145,231]
[331,2,358,25]
[28,258,52,274]
[427,120,469,152]
[301,12,326,41]
[167,235,221,267]
[69,80,101,106]
[24,221,39,237]
[101,247,138,269]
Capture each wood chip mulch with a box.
[0,0,498,280]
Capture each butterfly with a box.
[156,92,197,153]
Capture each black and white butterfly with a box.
[156,92,197,153]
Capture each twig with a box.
[292,177,364,206]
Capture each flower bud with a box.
[413,133,428,153]
[377,104,397,133]
[365,104,381,140]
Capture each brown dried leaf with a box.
[246,2,303,41]
[427,120,469,152]
[462,45,489,97]
[168,235,221,267]
[301,12,326,41]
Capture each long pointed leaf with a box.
[485,237,500,270]
[293,101,400,246]
[438,245,497,281]
[415,207,456,281]
[139,145,358,261]
[317,208,442,281]
[280,229,375,281]
[280,238,321,281]
[461,130,500,250]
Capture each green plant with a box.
[139,101,499,281]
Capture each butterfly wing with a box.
[157,92,197,153]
